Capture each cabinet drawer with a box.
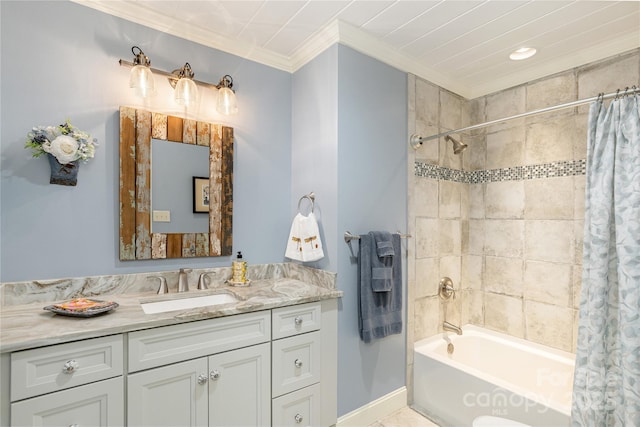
[129,310,271,372]
[12,376,123,426]
[11,334,123,401]
[272,383,321,427]
[272,302,321,340]
[272,331,321,397]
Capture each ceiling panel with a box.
[396,1,526,57]
[417,2,573,65]
[235,1,306,46]
[331,1,395,28]
[438,1,614,74]
[264,1,351,54]
[389,1,486,51]
[205,1,266,36]
[74,0,640,99]
[461,12,640,85]
[359,1,441,37]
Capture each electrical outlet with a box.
[153,210,171,222]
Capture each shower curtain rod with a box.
[410,86,640,148]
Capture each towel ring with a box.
[297,192,315,214]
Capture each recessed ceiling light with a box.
[509,47,537,61]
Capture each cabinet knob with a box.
[294,413,303,423]
[197,374,208,385]
[62,360,79,374]
[210,370,221,380]
[294,358,303,368]
[69,424,79,427]
[294,316,303,326]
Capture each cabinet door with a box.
[11,377,123,427]
[208,342,270,426]
[128,358,208,427]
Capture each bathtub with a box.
[413,325,574,427]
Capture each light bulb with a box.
[175,77,198,107]
[130,65,155,98]
[217,86,238,115]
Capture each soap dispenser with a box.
[231,251,247,283]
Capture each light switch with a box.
[153,210,171,222]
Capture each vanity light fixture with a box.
[119,46,239,114]
[170,62,198,107]
[129,46,155,98]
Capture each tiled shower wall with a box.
[407,49,640,396]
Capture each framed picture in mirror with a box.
[193,176,210,213]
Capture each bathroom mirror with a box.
[151,139,209,234]
[119,107,233,260]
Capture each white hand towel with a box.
[285,212,324,262]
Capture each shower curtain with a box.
[572,95,640,426]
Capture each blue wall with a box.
[292,45,408,416]
[0,1,292,281]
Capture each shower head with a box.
[445,135,468,154]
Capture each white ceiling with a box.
[75,0,640,99]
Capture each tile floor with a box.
[368,406,440,427]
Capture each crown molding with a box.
[288,21,341,72]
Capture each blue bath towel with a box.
[358,232,403,343]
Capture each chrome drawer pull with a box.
[294,413,303,423]
[210,370,221,380]
[294,359,303,368]
[62,360,79,374]
[197,374,208,385]
[294,316,303,326]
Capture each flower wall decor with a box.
[25,120,98,186]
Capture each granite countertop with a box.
[0,277,342,353]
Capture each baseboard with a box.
[336,387,407,427]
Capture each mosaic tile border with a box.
[415,159,586,184]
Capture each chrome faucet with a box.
[443,321,463,335]
[178,268,191,293]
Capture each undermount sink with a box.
[141,293,238,314]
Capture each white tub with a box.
[413,325,574,427]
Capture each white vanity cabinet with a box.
[9,334,124,427]
[271,301,337,427]
[2,297,338,427]
[127,310,272,427]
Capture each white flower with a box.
[45,135,79,164]
[84,143,96,159]
[44,126,61,141]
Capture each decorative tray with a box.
[43,298,119,317]
[226,279,251,287]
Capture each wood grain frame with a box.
[119,107,233,260]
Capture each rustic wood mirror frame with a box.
[119,107,233,260]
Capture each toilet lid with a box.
[472,415,531,427]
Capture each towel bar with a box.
[344,231,412,243]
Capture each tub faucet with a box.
[178,268,191,293]
[443,321,463,335]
